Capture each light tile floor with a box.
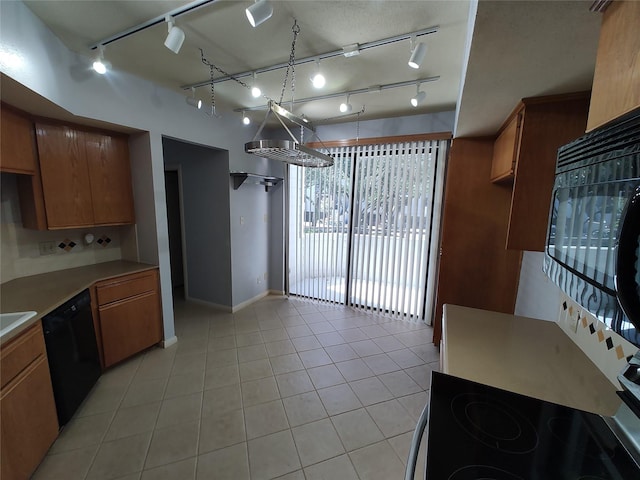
[33,295,436,480]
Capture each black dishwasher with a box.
[42,289,101,426]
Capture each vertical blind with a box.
[288,138,448,322]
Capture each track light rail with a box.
[181,25,439,90]
[88,0,222,50]
[232,76,440,113]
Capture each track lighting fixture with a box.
[251,72,262,98]
[311,59,326,89]
[92,45,111,74]
[242,111,251,125]
[411,83,426,107]
[339,94,352,113]
[408,37,427,69]
[246,0,273,28]
[164,15,185,54]
[186,88,202,109]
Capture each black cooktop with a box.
[425,372,639,480]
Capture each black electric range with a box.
[422,372,640,480]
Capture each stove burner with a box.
[448,465,524,480]
[548,416,611,459]
[451,393,539,454]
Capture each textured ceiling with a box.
[21,0,470,126]
[9,1,602,136]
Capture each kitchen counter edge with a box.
[0,261,158,345]
[441,303,622,416]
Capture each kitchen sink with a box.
[0,311,37,337]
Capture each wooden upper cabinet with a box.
[36,123,94,228]
[587,0,640,131]
[0,106,37,174]
[490,108,523,182]
[18,121,135,230]
[491,93,590,252]
[85,133,135,225]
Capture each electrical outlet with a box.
[240,216,245,225]
[257,276,262,284]
[263,272,267,280]
[39,241,57,256]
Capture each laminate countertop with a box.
[0,260,157,345]
[442,304,622,416]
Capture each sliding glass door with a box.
[288,138,448,321]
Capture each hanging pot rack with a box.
[245,101,334,168]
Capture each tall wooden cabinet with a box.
[433,137,523,345]
[491,93,590,252]
[1,323,59,480]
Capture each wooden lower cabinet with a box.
[95,269,162,368]
[1,324,58,480]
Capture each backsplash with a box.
[557,294,638,388]
[1,174,126,282]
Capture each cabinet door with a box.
[587,1,640,131]
[85,133,135,225]
[36,123,94,228]
[490,111,522,183]
[1,357,59,480]
[0,107,37,174]
[99,291,162,367]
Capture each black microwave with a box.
[545,108,640,347]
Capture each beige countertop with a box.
[442,304,622,416]
[0,260,157,344]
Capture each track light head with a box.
[251,72,262,98]
[92,45,111,74]
[164,16,185,54]
[186,97,202,109]
[186,87,202,109]
[339,94,352,113]
[411,90,426,107]
[242,112,251,125]
[311,60,326,89]
[246,0,273,28]
[408,42,427,69]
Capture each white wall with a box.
[0,0,277,333]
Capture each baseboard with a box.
[185,295,233,312]
[161,335,178,348]
[268,289,285,296]
[231,290,271,312]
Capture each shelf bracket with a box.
[230,172,283,192]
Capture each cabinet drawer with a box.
[0,323,45,390]
[96,271,157,306]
